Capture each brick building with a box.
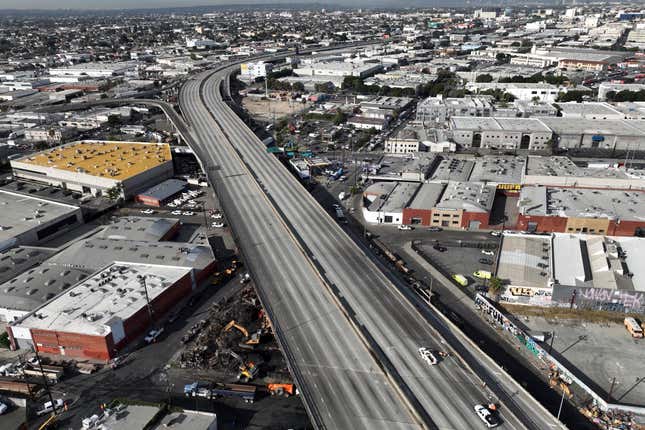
[517,186,645,236]
[8,263,194,361]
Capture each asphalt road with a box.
[180,74,422,430]
[177,61,545,430]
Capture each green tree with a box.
[476,74,493,83]
[292,82,305,92]
[488,276,503,297]
[105,183,124,201]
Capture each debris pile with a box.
[178,285,273,374]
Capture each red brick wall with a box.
[120,271,194,347]
[30,329,112,361]
[461,212,491,229]
[609,220,645,237]
[135,195,161,207]
[517,215,567,233]
[402,208,433,226]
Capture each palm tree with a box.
[488,276,503,297]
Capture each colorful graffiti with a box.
[579,288,644,312]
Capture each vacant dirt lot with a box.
[242,97,309,121]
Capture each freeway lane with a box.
[180,75,423,430]
[200,73,525,430]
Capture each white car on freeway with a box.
[481,250,495,256]
[474,404,499,428]
[418,347,438,365]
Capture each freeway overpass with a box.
[47,47,566,429]
[178,55,562,429]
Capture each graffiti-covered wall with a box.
[552,285,645,314]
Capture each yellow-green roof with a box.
[18,141,172,180]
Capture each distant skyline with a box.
[0,0,564,11]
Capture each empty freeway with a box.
[170,51,567,430]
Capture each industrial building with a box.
[8,262,194,361]
[464,82,567,103]
[240,61,272,80]
[517,186,645,236]
[11,141,174,198]
[497,233,645,314]
[450,117,553,151]
[362,182,419,225]
[0,190,83,252]
[523,156,645,190]
[538,117,645,151]
[361,153,438,183]
[406,181,496,229]
[416,95,495,124]
[135,179,187,207]
[557,102,625,120]
[47,62,137,79]
[598,82,645,101]
[293,62,382,79]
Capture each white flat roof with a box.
[0,190,79,244]
[16,263,190,336]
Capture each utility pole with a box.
[608,376,617,401]
[137,275,154,326]
[33,347,58,416]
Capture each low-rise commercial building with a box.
[294,61,382,78]
[135,179,187,207]
[497,233,645,314]
[416,95,495,124]
[0,190,83,252]
[465,82,566,103]
[11,141,173,198]
[517,186,645,236]
[539,117,645,151]
[450,117,553,151]
[362,182,419,225]
[8,262,194,360]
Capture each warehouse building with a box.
[538,117,645,151]
[294,62,382,79]
[523,156,645,190]
[450,117,553,151]
[423,181,496,230]
[11,141,173,198]
[517,186,645,236]
[557,102,624,120]
[8,263,194,361]
[497,233,645,314]
[96,217,180,242]
[135,179,187,207]
[362,182,419,225]
[0,190,83,252]
[464,82,569,103]
[416,95,495,124]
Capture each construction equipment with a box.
[268,383,297,397]
[38,413,57,430]
[238,361,260,382]
[223,320,262,346]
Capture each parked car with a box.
[171,210,182,215]
[479,258,494,265]
[140,209,155,215]
[398,225,413,231]
[211,212,223,219]
[428,227,442,232]
[144,328,164,344]
[0,402,7,415]
[182,211,195,216]
[433,244,447,252]
[481,250,495,256]
[212,222,225,228]
[490,231,501,237]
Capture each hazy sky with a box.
[1,0,326,9]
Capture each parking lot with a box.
[515,315,645,407]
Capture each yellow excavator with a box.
[223,320,261,346]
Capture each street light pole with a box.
[556,386,566,420]
[137,275,154,326]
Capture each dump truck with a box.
[268,383,298,397]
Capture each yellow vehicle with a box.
[624,317,643,338]
[473,270,492,280]
[452,274,468,287]
[223,320,261,345]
